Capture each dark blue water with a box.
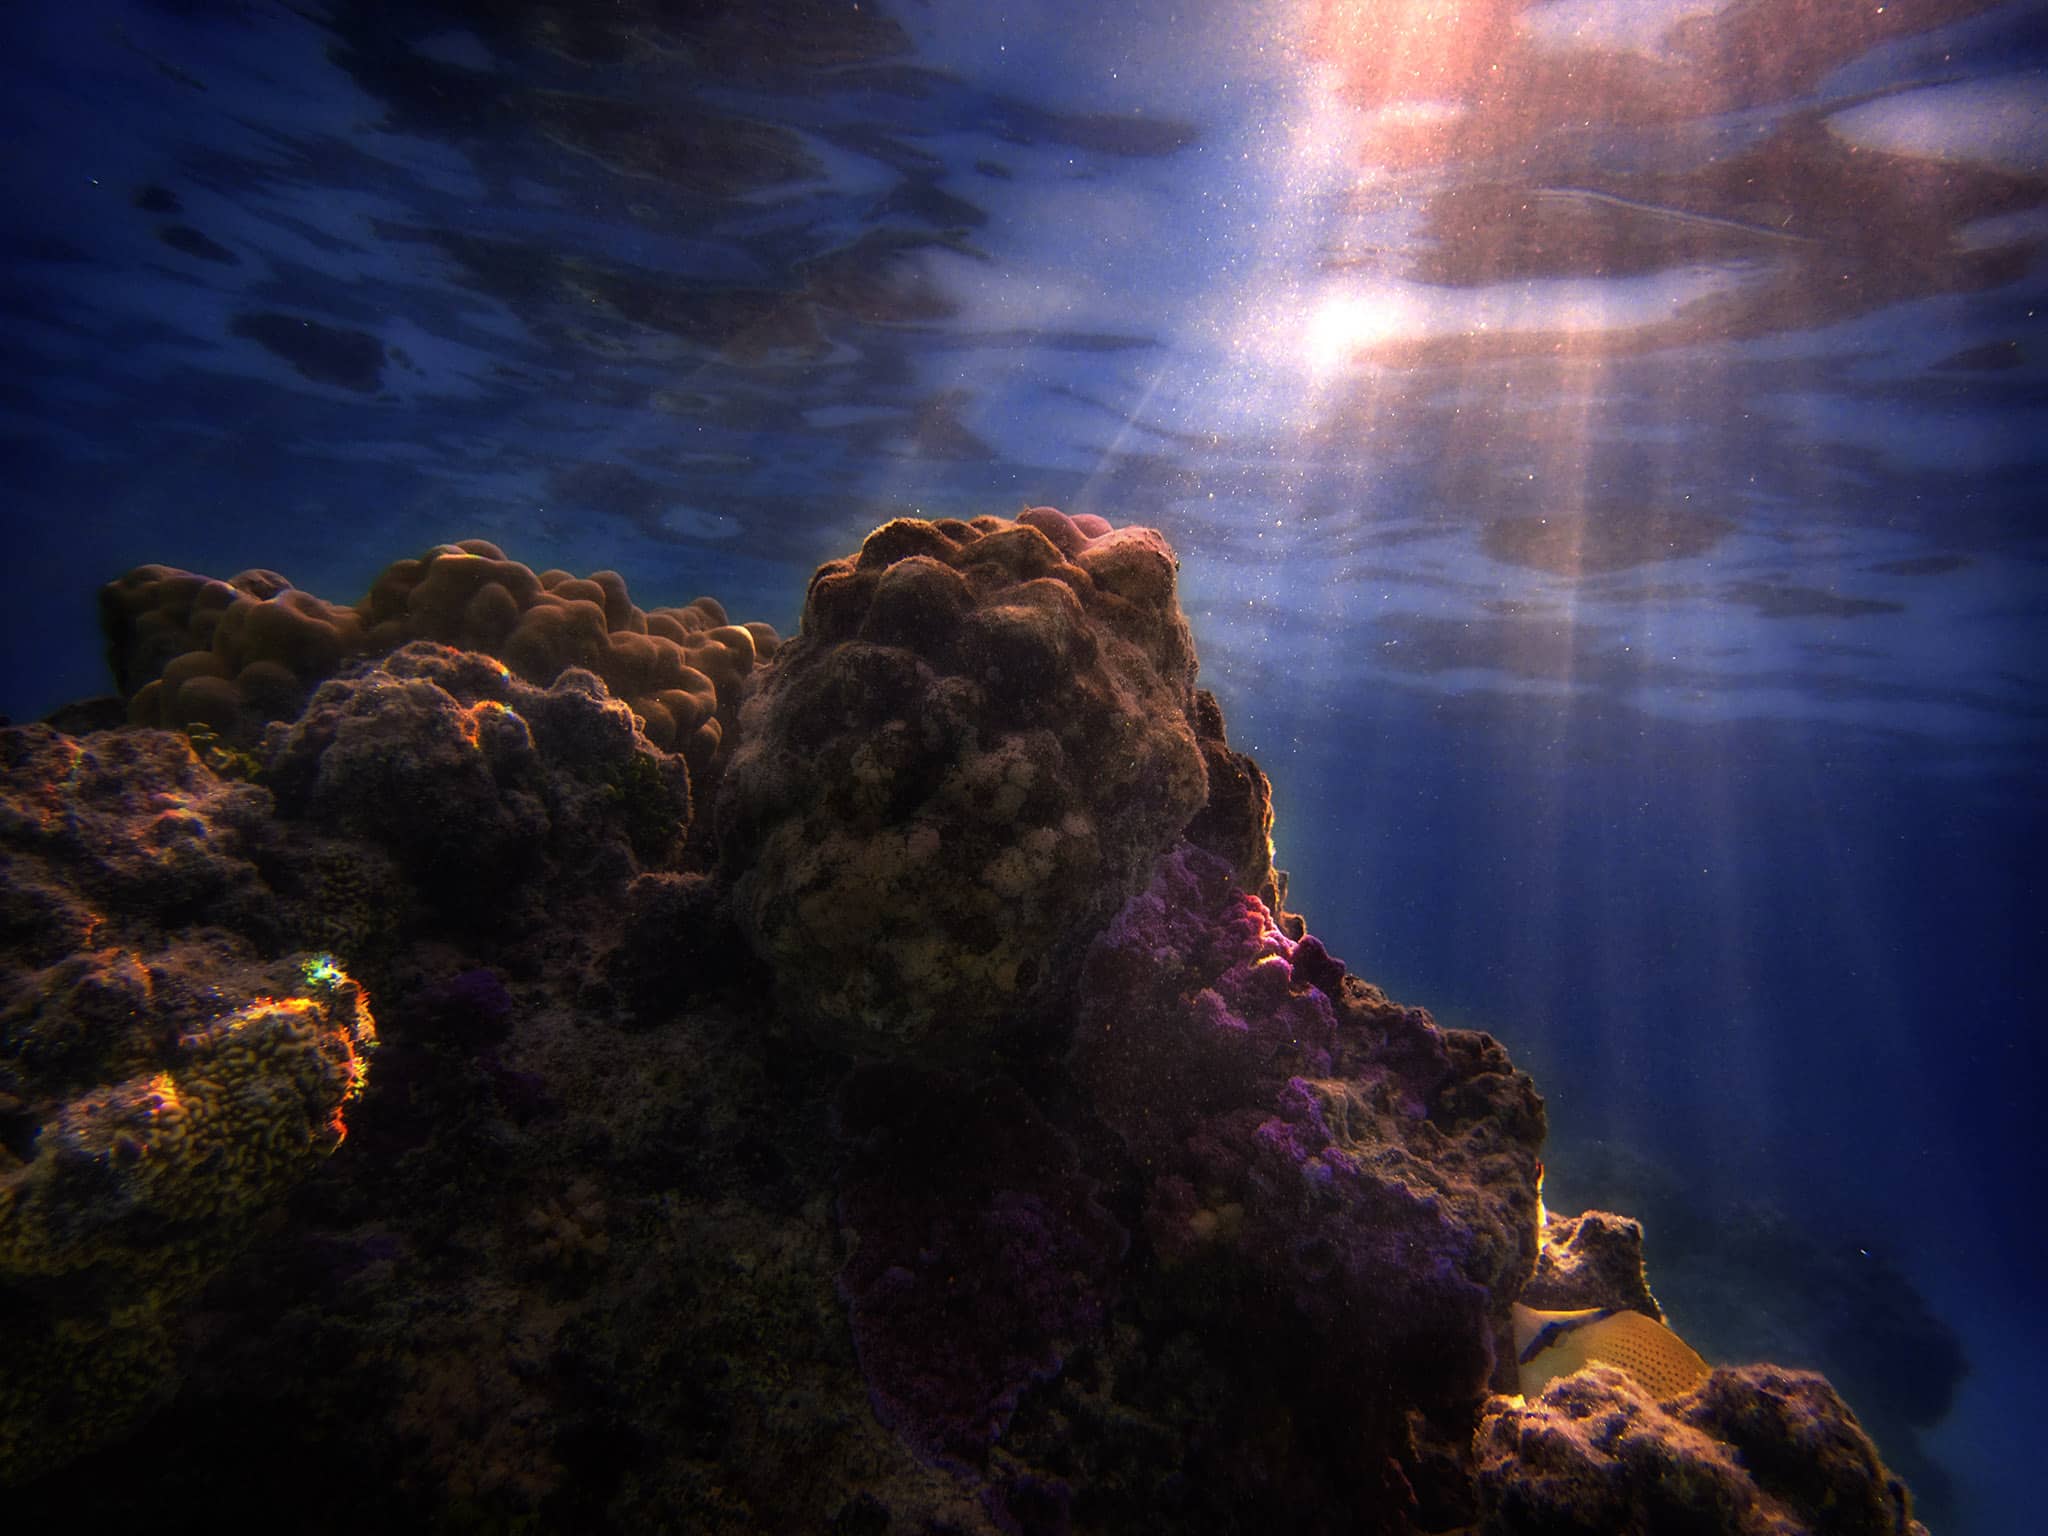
[5,1,2044,1528]
[1231,682,2044,1527]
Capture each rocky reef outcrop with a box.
[0,727,375,1484]
[261,641,694,932]
[716,507,1210,1058]
[1477,1364,1925,1535]
[100,538,776,773]
[1538,1136,1968,1525]
[0,516,1938,1534]
[1075,842,1545,1446]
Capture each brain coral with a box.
[716,507,1210,1057]
[101,539,778,774]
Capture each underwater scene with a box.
[2,1,2042,1532]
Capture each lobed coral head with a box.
[717,509,1209,1059]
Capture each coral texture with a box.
[1,726,374,1485]
[717,507,1209,1057]
[1073,844,1545,1379]
[835,1067,1126,1471]
[1182,686,1300,934]
[0,724,277,948]
[259,641,693,917]
[0,523,1943,1533]
[101,539,778,771]
[1521,1208,1665,1317]
[1069,841,1546,1521]
[1541,1137,1968,1518]
[1476,1364,1927,1535]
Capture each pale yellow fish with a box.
[1512,1302,1710,1401]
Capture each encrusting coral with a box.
[1067,839,1547,1522]
[716,506,1211,1058]
[1183,685,1300,933]
[834,1066,1127,1471]
[1538,1136,1968,1521]
[1476,1363,1927,1535]
[0,632,697,1487]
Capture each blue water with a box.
[5,2,2044,1529]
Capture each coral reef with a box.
[0,637,700,1485]
[835,1066,1126,1471]
[1522,1207,1665,1318]
[1067,840,1546,1523]
[0,515,1942,1534]
[1182,685,1300,934]
[260,641,693,922]
[0,723,276,947]
[1542,1137,1967,1520]
[1,726,374,1484]
[101,539,779,771]
[1476,1364,1927,1535]
[0,950,373,1484]
[1074,844,1545,1334]
[717,507,1210,1058]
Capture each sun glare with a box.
[1303,286,1419,378]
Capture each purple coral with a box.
[1071,840,1345,1157]
[834,1067,1126,1472]
[404,967,516,1046]
[1073,843,1545,1407]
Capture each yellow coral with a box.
[104,541,778,767]
[0,953,375,1484]
[720,511,1209,1058]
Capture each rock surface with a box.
[1477,1363,1927,1536]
